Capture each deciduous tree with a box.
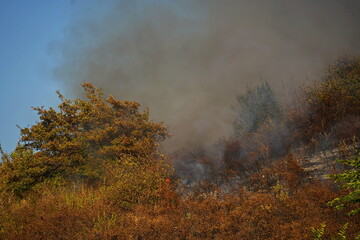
[0,83,169,197]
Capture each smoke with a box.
[54,0,360,150]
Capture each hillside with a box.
[0,57,360,239]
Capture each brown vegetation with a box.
[290,56,360,145]
[0,173,359,239]
[1,57,360,239]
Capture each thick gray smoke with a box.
[54,0,360,150]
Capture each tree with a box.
[0,83,169,197]
[303,56,360,140]
[233,81,282,136]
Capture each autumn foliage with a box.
[0,83,170,205]
[290,56,360,144]
[1,57,360,239]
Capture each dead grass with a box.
[1,158,359,240]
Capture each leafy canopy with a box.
[0,83,168,196]
[305,56,360,137]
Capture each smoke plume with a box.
[54,0,360,150]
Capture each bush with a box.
[101,155,173,210]
[296,56,360,142]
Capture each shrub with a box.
[101,155,173,210]
[298,56,360,142]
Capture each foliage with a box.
[311,222,360,240]
[0,83,168,197]
[233,80,282,135]
[328,152,360,216]
[2,56,360,238]
[250,154,308,193]
[101,155,173,210]
[298,56,360,141]
[311,222,326,240]
[312,223,347,240]
[1,180,359,240]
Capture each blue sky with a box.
[0,1,91,152]
[0,0,189,153]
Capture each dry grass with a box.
[1,157,359,240]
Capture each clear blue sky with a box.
[0,1,94,152]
